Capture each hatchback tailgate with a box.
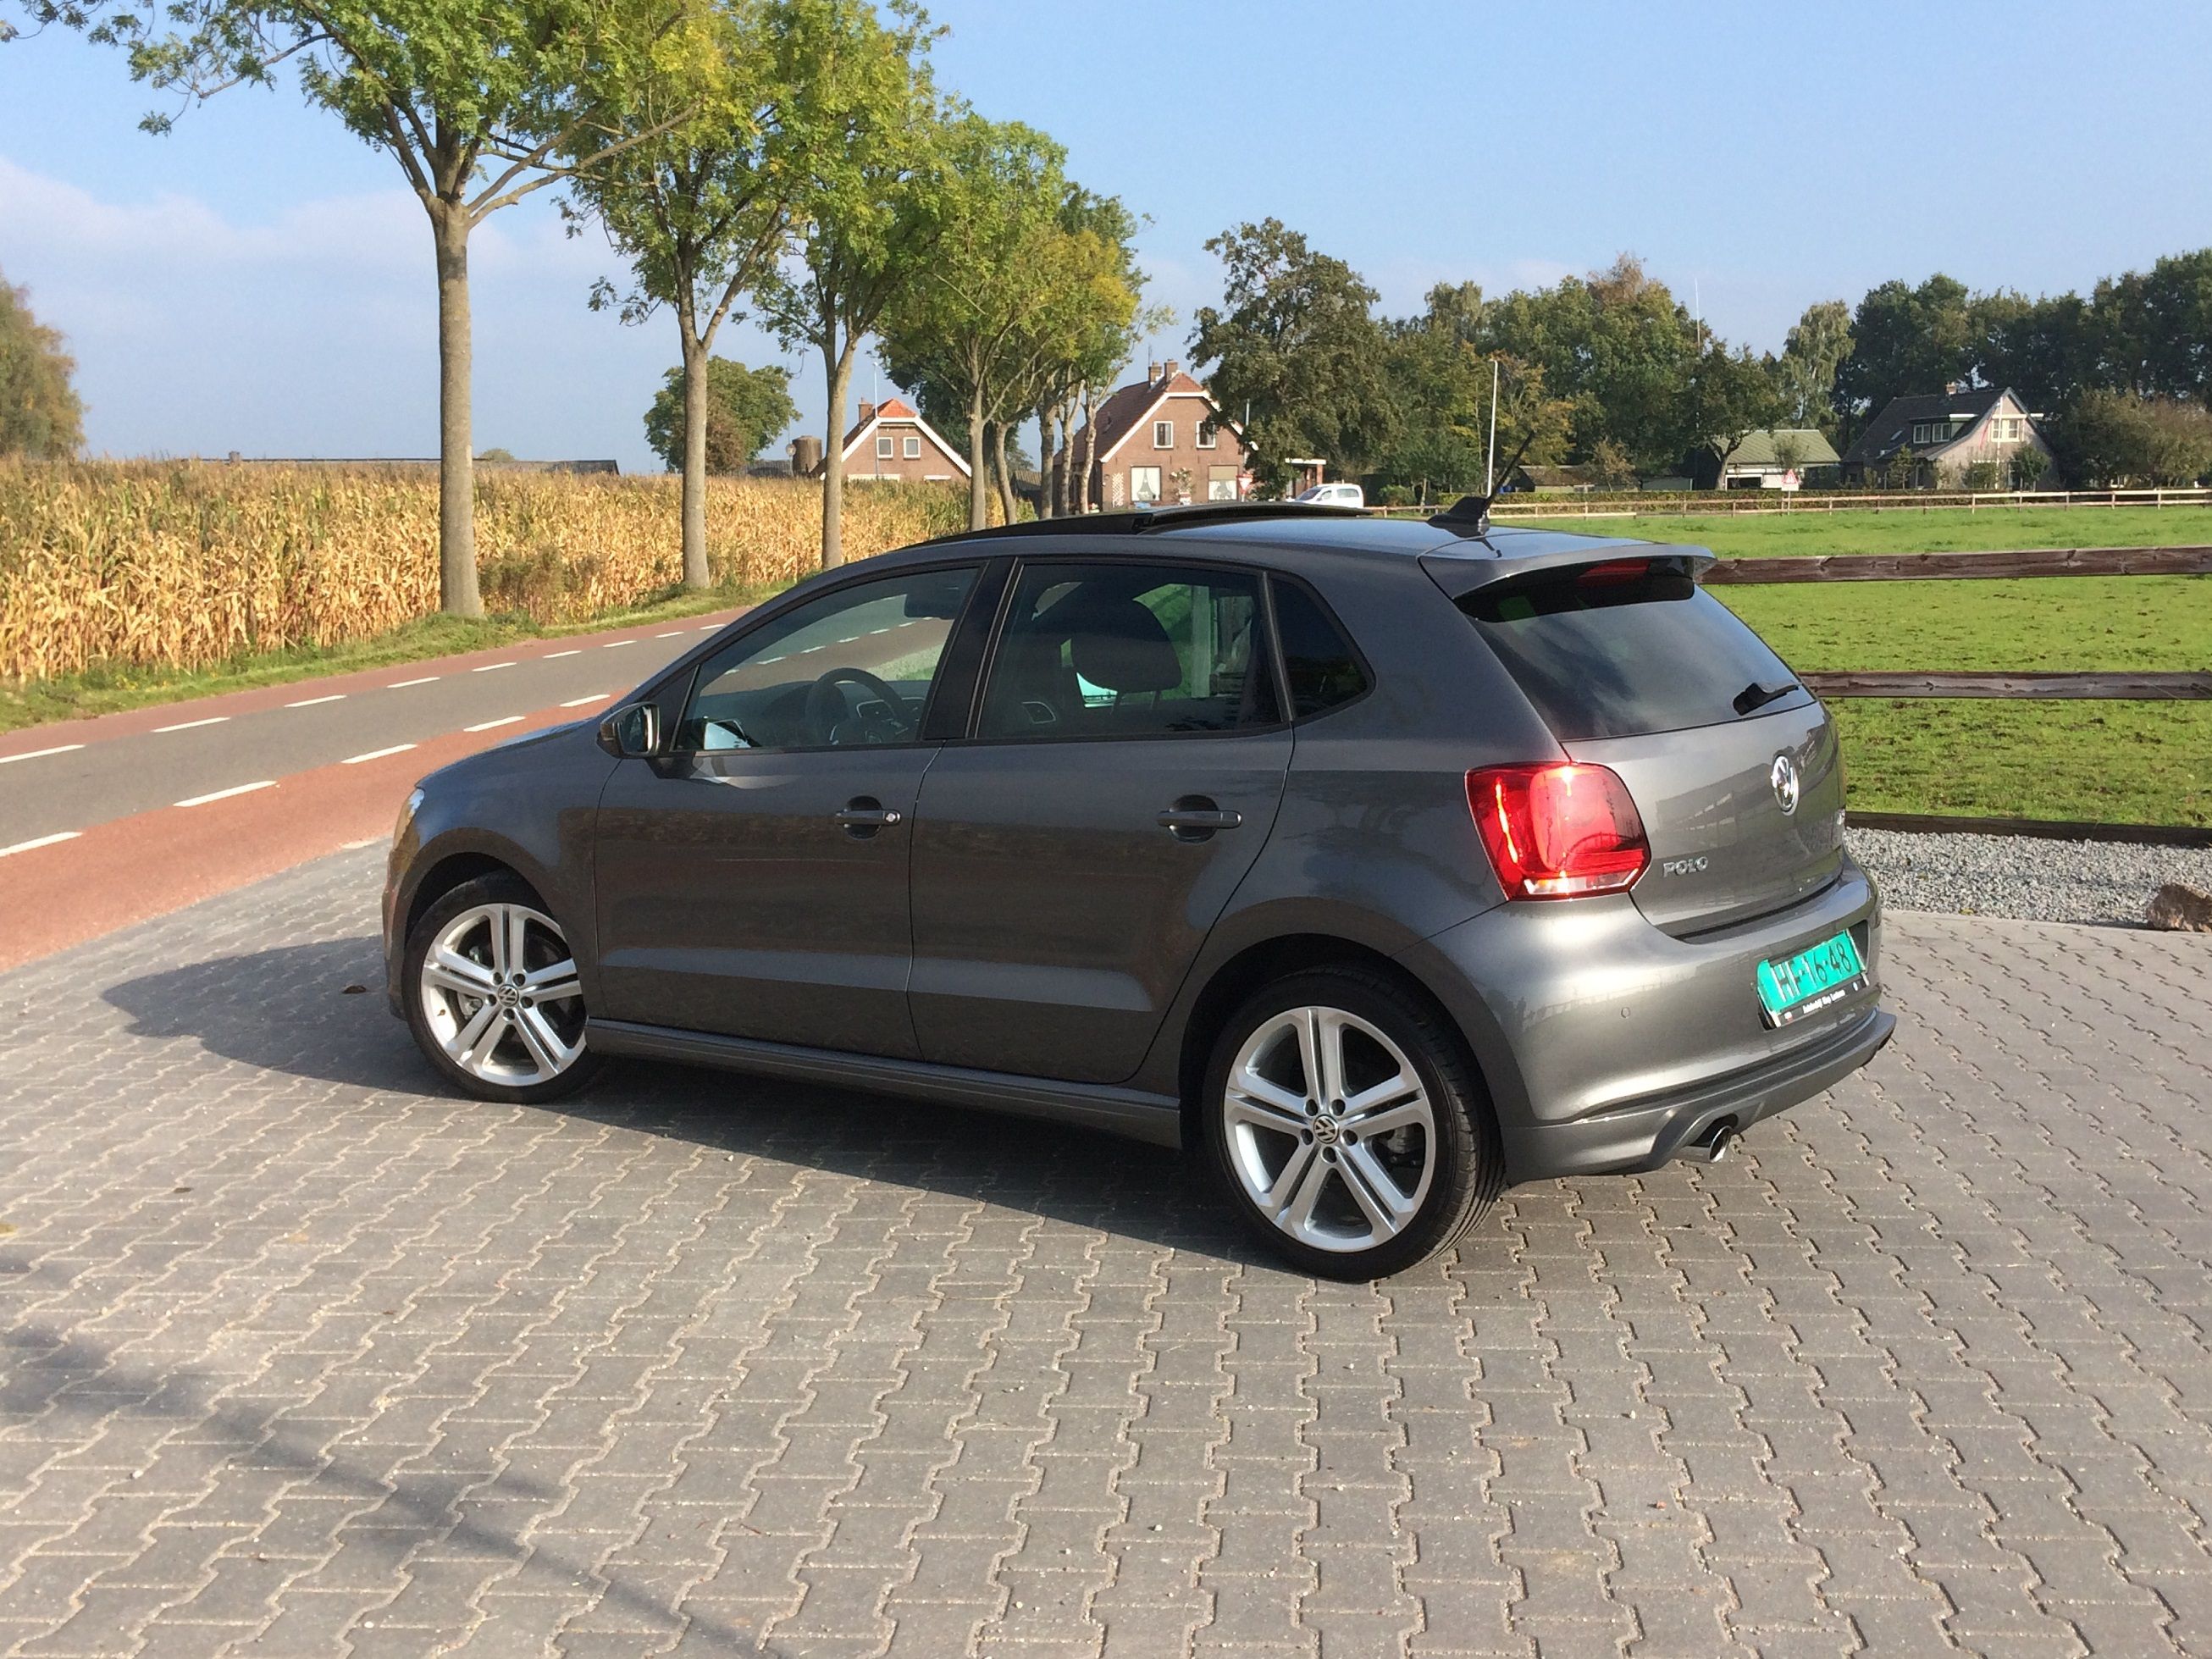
[1567,702,1844,936]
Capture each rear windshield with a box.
[1461,559,1809,740]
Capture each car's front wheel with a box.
[1203,967,1499,1279]
[403,872,602,1103]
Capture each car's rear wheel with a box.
[403,872,602,1103]
[1203,967,1499,1279]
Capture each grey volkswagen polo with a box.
[384,500,1892,1279]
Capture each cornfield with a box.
[0,461,974,683]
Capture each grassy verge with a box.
[1832,700,2210,827]
[1716,575,2212,672]
[0,579,788,736]
[1515,504,2212,557]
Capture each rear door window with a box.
[1462,558,1808,739]
[1269,578,1369,720]
[977,563,1278,738]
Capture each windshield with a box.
[1462,559,1810,740]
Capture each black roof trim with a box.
[910,500,1367,549]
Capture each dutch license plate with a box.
[1756,929,1867,1027]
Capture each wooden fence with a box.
[1692,541,2210,841]
[1483,486,2212,520]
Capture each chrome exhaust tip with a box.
[1682,1121,1738,1164]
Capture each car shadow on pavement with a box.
[103,936,1310,1269]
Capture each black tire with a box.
[1201,965,1501,1280]
[402,871,605,1104]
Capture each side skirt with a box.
[585,1018,1186,1149]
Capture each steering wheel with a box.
[805,667,913,745]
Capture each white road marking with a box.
[176,781,274,807]
[466,716,523,733]
[0,744,85,766]
[545,650,582,659]
[286,694,346,708]
[154,716,229,733]
[343,744,417,765]
[658,631,684,638]
[473,661,515,672]
[390,676,440,688]
[602,639,636,649]
[699,623,718,632]
[0,831,81,858]
[561,694,610,708]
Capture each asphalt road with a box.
[0,607,746,970]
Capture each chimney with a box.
[1163,359,1181,382]
[857,401,876,425]
[1145,362,1159,385]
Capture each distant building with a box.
[838,397,971,484]
[1839,386,2054,487]
[1060,361,1251,508]
[1718,428,1841,489]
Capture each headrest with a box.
[1056,595,1183,694]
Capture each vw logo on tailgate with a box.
[1770,754,1800,815]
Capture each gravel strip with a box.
[1845,825,2212,926]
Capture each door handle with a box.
[835,798,903,836]
[1158,799,1242,841]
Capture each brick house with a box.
[1839,386,2055,488]
[1061,362,1250,508]
[838,396,971,484]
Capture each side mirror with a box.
[597,702,662,759]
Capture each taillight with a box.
[1466,763,1649,899]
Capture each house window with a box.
[1911,423,1932,445]
[1130,466,1163,503]
[1153,420,1173,449]
[1208,466,1237,500]
[1990,417,2023,442]
[876,434,894,459]
[904,434,921,459]
[1197,420,1219,450]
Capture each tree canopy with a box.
[643,356,797,473]
[1189,218,1393,492]
[0,274,85,459]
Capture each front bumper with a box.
[1501,1004,1894,1179]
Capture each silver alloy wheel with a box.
[1222,1005,1437,1253]
[418,902,586,1087]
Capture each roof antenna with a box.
[1431,427,1538,538]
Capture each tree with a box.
[1777,299,1851,433]
[2093,248,2212,406]
[1682,345,1783,489]
[2046,390,2212,487]
[1029,189,1149,519]
[1473,255,1700,473]
[567,0,820,588]
[0,274,85,458]
[1833,274,1973,440]
[48,0,708,613]
[1769,430,1807,479]
[1189,218,1393,492]
[877,117,1123,530]
[642,356,796,473]
[754,0,940,567]
[1971,288,2098,412]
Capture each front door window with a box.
[676,567,977,752]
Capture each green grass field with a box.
[1515,504,2212,558]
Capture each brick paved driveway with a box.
[2,847,2209,1657]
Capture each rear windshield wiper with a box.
[1732,679,1797,716]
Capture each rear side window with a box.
[1269,579,1369,719]
[1462,559,1806,740]
[978,562,1279,739]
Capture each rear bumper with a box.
[1500,1004,1894,1180]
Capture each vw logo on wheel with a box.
[1770,754,1800,816]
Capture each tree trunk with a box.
[679,324,711,590]
[993,423,1019,525]
[432,205,481,616]
[821,339,853,570]
[1074,384,1097,513]
[1036,397,1059,518]
[966,390,989,530]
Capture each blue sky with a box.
[4,0,2209,473]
